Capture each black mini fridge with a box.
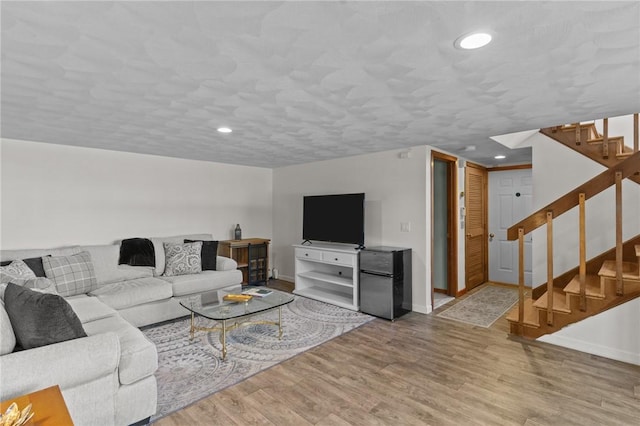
[359,246,412,320]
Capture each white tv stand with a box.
[293,243,360,311]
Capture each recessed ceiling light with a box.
[455,32,492,50]
[494,155,506,159]
[217,127,232,133]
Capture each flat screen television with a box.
[303,193,365,247]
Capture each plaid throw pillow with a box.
[42,251,98,297]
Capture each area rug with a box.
[142,296,374,421]
[436,285,519,328]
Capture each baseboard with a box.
[456,288,467,297]
[413,304,431,314]
[279,274,295,283]
[538,334,640,366]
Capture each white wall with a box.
[0,138,273,249]
[272,147,431,313]
[539,298,640,365]
[531,128,640,365]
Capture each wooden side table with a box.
[219,238,270,284]
[1,385,74,425]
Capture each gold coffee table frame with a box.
[188,304,284,360]
[180,286,294,361]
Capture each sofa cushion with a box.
[159,269,243,296]
[163,241,202,277]
[4,283,87,350]
[0,257,45,277]
[43,251,98,297]
[0,259,36,284]
[81,244,153,286]
[66,296,118,324]
[0,301,16,355]
[82,314,158,385]
[89,277,173,310]
[150,234,213,276]
[185,239,218,270]
[20,277,59,294]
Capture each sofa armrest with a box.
[216,256,238,271]
[0,332,120,400]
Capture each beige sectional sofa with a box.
[0,233,242,425]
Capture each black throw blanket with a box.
[119,238,155,267]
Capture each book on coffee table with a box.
[242,288,272,297]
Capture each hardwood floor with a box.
[154,281,640,425]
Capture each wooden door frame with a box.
[465,161,489,291]
[430,151,458,304]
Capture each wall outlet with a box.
[400,222,411,232]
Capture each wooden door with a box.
[465,162,488,291]
[431,151,458,298]
[488,168,533,285]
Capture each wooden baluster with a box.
[634,113,638,153]
[578,193,587,311]
[575,123,581,145]
[546,211,554,326]
[603,118,609,159]
[518,227,525,330]
[615,172,623,295]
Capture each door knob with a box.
[466,233,472,238]
[489,233,495,241]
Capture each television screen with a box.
[303,193,365,246]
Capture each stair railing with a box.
[507,149,640,329]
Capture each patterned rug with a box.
[142,296,374,421]
[436,285,519,327]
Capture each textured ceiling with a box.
[1,1,639,168]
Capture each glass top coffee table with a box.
[179,286,295,360]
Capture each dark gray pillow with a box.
[184,239,218,271]
[0,257,46,277]
[3,282,87,350]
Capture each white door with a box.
[488,169,533,285]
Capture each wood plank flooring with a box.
[154,281,640,425]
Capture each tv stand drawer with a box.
[296,248,322,261]
[322,251,353,266]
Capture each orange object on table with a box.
[1,385,74,425]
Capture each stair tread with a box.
[563,274,604,298]
[587,136,624,144]
[532,288,572,313]
[505,297,540,327]
[598,260,640,280]
[616,151,633,159]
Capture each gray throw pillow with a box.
[3,283,87,350]
[42,251,98,297]
[163,241,202,277]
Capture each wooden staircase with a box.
[507,240,640,339]
[506,114,640,339]
[540,113,640,185]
